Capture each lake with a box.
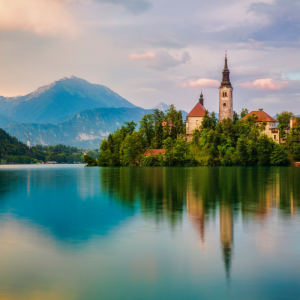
[0,165,299,300]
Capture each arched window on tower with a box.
[222,92,228,97]
[223,103,226,106]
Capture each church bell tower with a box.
[219,53,233,122]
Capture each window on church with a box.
[274,135,276,140]
[223,103,226,106]
[225,92,227,97]
[196,120,199,125]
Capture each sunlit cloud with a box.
[129,52,155,60]
[0,0,78,36]
[130,51,191,71]
[241,78,289,90]
[180,78,220,88]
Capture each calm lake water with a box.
[0,165,300,300]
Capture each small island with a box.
[85,55,300,168]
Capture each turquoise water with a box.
[0,165,300,300]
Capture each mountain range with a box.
[153,102,170,111]
[0,76,136,124]
[0,113,16,128]
[4,107,153,149]
[1,76,265,149]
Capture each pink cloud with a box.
[241,78,289,90]
[129,52,155,60]
[180,78,220,88]
[0,0,78,36]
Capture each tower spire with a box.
[199,90,204,106]
[220,52,231,88]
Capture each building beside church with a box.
[219,54,233,122]
[241,110,279,142]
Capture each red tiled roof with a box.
[292,118,300,127]
[241,111,276,122]
[143,149,166,156]
[187,102,206,117]
[161,121,174,127]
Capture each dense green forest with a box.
[0,128,95,164]
[84,105,300,167]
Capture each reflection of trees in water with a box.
[100,167,187,226]
[100,167,300,223]
[100,166,300,279]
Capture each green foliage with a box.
[276,111,295,140]
[153,109,164,148]
[201,110,217,130]
[237,136,257,166]
[141,155,163,166]
[276,111,294,127]
[286,117,300,161]
[96,105,297,168]
[34,144,84,164]
[139,114,154,148]
[290,143,300,161]
[120,132,143,166]
[270,144,290,166]
[84,155,98,166]
[86,150,98,159]
[0,129,84,164]
[240,108,249,119]
[257,134,274,166]
[233,111,239,124]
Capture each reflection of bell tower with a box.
[219,53,233,122]
[220,203,233,279]
[186,190,205,244]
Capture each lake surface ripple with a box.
[0,165,300,300]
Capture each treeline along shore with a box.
[84,105,300,167]
[0,128,98,164]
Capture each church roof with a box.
[187,102,206,117]
[241,111,276,122]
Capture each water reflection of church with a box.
[187,192,233,279]
[186,170,298,279]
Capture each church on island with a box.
[185,54,234,142]
[184,54,292,144]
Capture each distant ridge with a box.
[4,107,153,149]
[0,113,16,128]
[153,102,170,111]
[0,76,136,124]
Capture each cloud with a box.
[180,78,220,88]
[130,50,191,70]
[129,52,155,59]
[247,0,300,43]
[0,0,78,36]
[241,78,289,90]
[95,0,152,14]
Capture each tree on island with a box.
[85,105,296,167]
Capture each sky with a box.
[0,0,299,115]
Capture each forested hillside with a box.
[0,129,86,164]
[0,128,41,163]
